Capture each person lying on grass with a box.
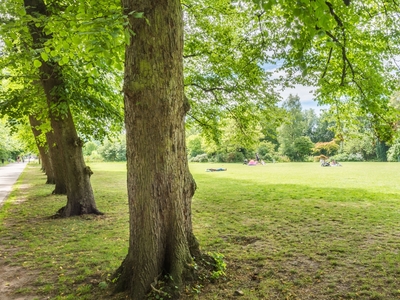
[206,168,227,172]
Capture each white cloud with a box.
[279,84,315,101]
[266,66,329,113]
[277,85,330,113]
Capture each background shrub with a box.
[226,152,244,163]
[189,154,209,162]
[387,140,400,162]
[332,153,364,162]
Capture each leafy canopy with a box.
[0,0,125,141]
[252,0,400,141]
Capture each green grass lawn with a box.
[1,161,400,299]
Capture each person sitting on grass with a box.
[330,159,342,167]
[248,159,257,166]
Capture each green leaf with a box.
[40,52,49,62]
[133,12,144,18]
[16,7,26,17]
[59,56,69,66]
[124,28,131,45]
[261,0,277,11]
[72,35,82,44]
[128,10,143,18]
[88,77,94,85]
[33,60,42,68]
[9,32,17,40]
[4,38,12,48]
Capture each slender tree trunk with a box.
[28,116,47,172]
[29,115,56,184]
[115,1,199,298]
[45,130,67,194]
[24,0,101,215]
[39,155,45,172]
[41,152,54,183]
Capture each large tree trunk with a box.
[24,0,101,216]
[115,0,199,298]
[28,115,55,184]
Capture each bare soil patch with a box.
[0,260,39,300]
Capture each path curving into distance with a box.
[0,162,27,207]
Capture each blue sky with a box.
[264,62,330,113]
[278,84,329,113]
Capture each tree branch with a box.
[183,52,208,58]
[325,1,343,27]
[186,112,213,129]
[256,12,267,48]
[185,83,234,93]
[321,47,333,79]
[340,46,346,86]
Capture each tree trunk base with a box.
[113,250,223,299]
[53,205,104,218]
[112,256,132,294]
[52,186,67,195]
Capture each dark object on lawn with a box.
[206,168,227,172]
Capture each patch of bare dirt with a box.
[11,184,32,205]
[0,259,39,300]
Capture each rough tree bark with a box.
[115,0,199,298]
[41,150,54,184]
[45,130,67,194]
[24,0,101,216]
[28,115,55,184]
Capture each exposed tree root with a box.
[52,205,104,218]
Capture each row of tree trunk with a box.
[24,0,101,217]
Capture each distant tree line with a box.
[88,92,400,164]
[0,118,31,162]
[185,94,400,163]
[83,135,126,162]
